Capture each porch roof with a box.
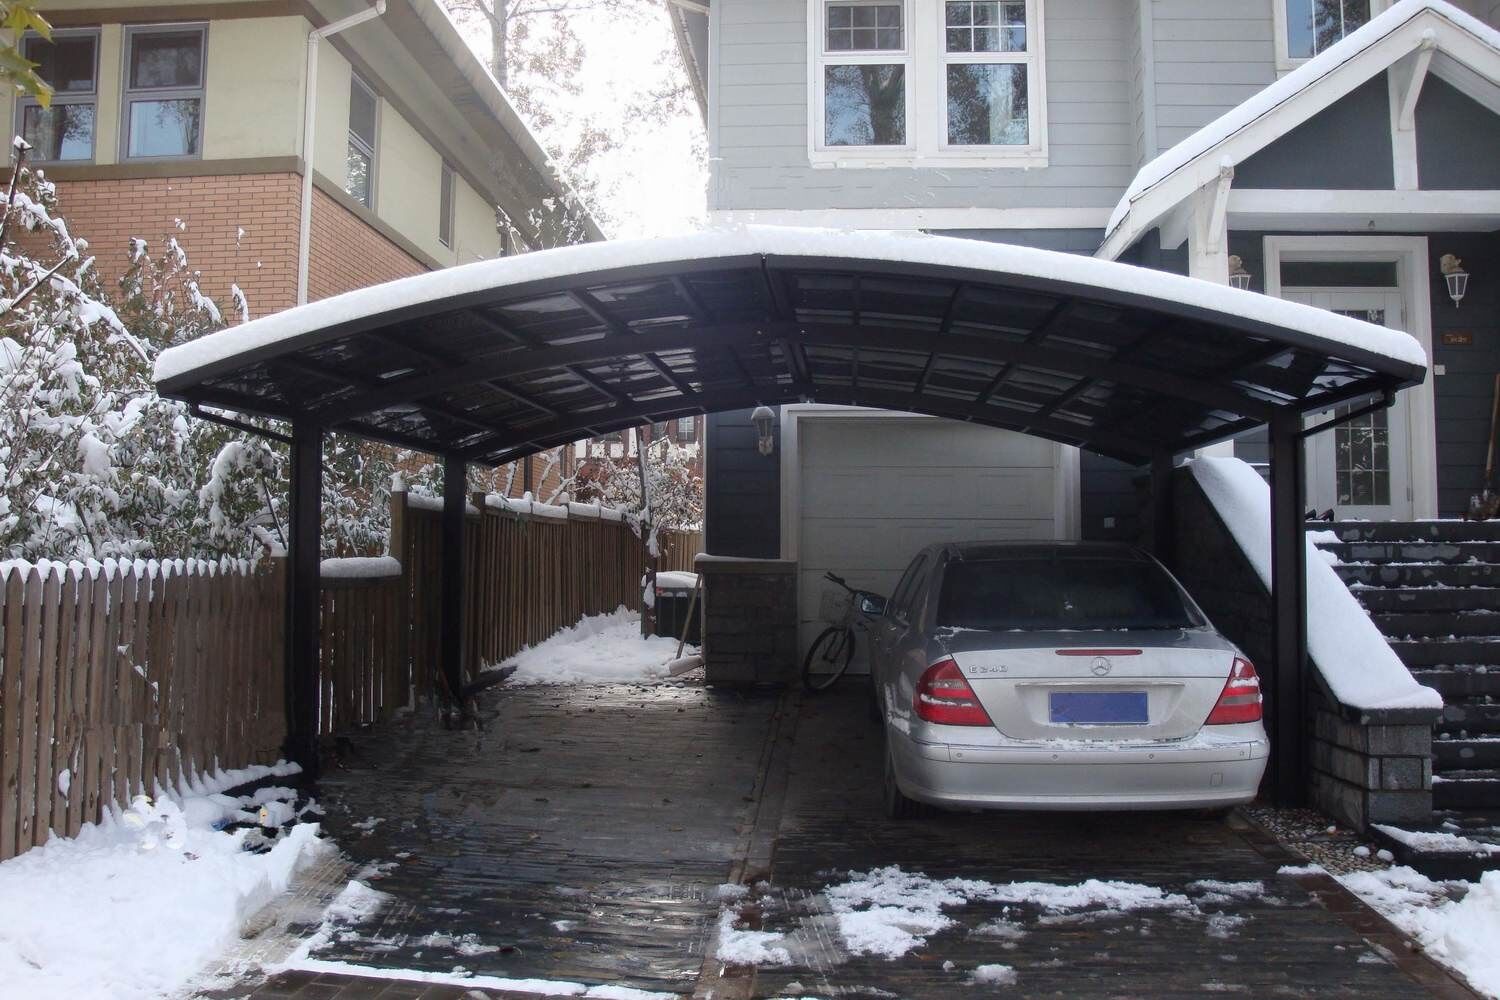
[154,227,1426,465]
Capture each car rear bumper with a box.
[891,729,1269,811]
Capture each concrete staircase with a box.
[1313,520,1500,847]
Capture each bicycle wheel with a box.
[802,625,854,692]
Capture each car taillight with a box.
[913,658,993,727]
[1205,656,1262,725]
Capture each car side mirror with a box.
[860,593,887,616]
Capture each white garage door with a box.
[796,416,1060,666]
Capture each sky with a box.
[452,3,709,241]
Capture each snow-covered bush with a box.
[574,435,702,532]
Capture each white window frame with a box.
[14,27,100,164]
[438,160,455,248]
[1273,0,1391,71]
[346,72,378,209]
[120,23,207,162]
[807,0,1047,169]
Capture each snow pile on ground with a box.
[0,763,322,1000]
[494,607,692,685]
[1373,824,1500,856]
[1339,867,1500,997]
[1189,457,1442,711]
[715,908,791,965]
[970,963,1018,986]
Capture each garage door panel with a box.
[805,420,1056,469]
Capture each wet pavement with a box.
[231,679,1476,999]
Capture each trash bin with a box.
[653,571,700,645]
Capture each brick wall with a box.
[26,172,302,319]
[306,186,426,302]
[698,556,798,686]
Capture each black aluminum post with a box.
[286,421,323,776]
[441,455,468,708]
[1268,415,1308,805]
[1151,451,1175,567]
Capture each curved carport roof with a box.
[154,227,1428,800]
[155,227,1425,466]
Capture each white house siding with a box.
[1148,0,1278,153]
[711,0,1137,213]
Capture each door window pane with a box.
[25,34,96,93]
[22,103,95,160]
[1331,308,1390,507]
[1285,0,1370,59]
[826,3,903,51]
[945,2,1026,53]
[128,30,203,89]
[127,99,200,158]
[947,63,1028,145]
[824,64,906,146]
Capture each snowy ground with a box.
[0,763,322,1000]
[491,607,694,686]
[1337,866,1500,997]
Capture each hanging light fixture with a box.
[1227,254,1253,291]
[751,405,776,456]
[1440,253,1469,307]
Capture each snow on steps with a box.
[1311,519,1500,838]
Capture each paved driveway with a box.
[240,680,1470,999]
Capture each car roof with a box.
[927,540,1152,563]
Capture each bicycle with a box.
[802,571,884,692]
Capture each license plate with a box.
[1048,691,1148,725]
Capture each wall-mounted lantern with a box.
[1227,255,1253,291]
[751,405,776,456]
[1440,253,1469,307]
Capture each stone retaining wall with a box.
[696,556,798,686]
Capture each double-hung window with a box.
[1277,0,1383,65]
[122,25,205,159]
[17,30,98,162]
[811,0,1045,166]
[346,74,377,208]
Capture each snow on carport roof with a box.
[153,226,1426,466]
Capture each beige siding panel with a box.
[374,107,444,262]
[451,174,500,264]
[203,17,305,161]
[312,43,354,187]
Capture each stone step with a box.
[1372,611,1500,638]
[1311,521,1500,543]
[1410,667,1500,700]
[1440,699,1500,735]
[1316,540,1500,565]
[1336,562,1499,588]
[1433,770,1500,810]
[1434,737,1500,770]
[1348,587,1500,613]
[1388,638,1500,667]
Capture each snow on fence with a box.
[0,558,285,862]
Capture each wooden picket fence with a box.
[0,558,284,862]
[657,529,704,573]
[0,492,659,860]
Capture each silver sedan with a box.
[868,542,1269,818]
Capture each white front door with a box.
[1285,288,1413,520]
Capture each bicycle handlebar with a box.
[824,570,850,590]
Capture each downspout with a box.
[297,1,387,306]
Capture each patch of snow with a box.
[273,960,675,999]
[1374,824,1500,855]
[0,763,320,1000]
[1189,458,1442,711]
[320,556,401,580]
[713,908,791,966]
[654,570,698,589]
[1339,867,1500,997]
[493,607,693,685]
[1277,864,1328,876]
[970,963,1017,986]
[154,228,1426,391]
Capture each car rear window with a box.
[935,557,1206,631]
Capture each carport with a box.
[152,227,1426,804]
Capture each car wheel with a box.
[882,731,927,820]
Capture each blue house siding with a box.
[705,408,781,557]
[1234,74,1395,190]
[1416,77,1500,189]
[1430,231,1500,514]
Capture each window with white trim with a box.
[346,74,377,208]
[811,0,1045,166]
[1277,0,1386,64]
[16,29,98,162]
[122,24,205,159]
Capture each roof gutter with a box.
[298,0,387,306]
